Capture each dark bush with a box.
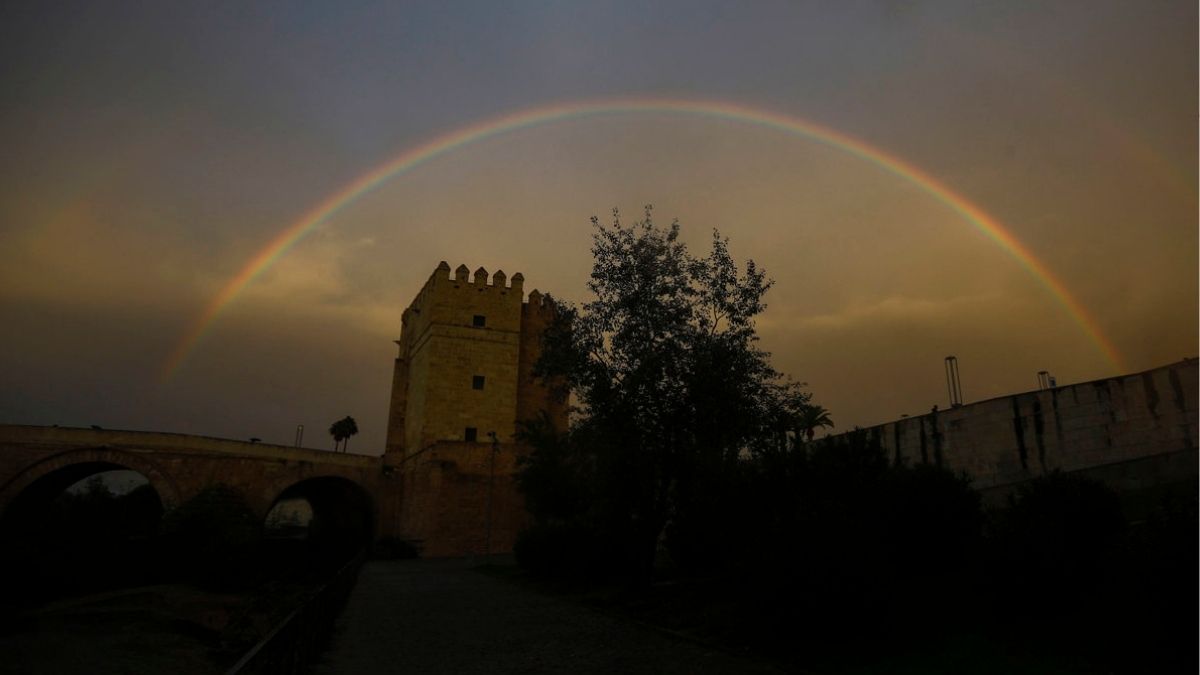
[880,463,983,577]
[160,484,263,589]
[1106,498,1198,674]
[513,521,620,582]
[372,537,420,560]
[663,430,987,644]
[1,477,167,601]
[986,471,1126,614]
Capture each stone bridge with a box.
[0,425,390,542]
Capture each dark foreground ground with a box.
[314,557,784,674]
[0,580,318,674]
[3,555,1191,674]
[321,556,1196,675]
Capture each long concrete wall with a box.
[847,359,1198,505]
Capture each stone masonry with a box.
[4,264,1192,559]
[383,263,567,557]
[0,426,379,522]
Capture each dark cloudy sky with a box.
[1,1,1195,453]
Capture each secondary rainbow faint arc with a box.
[161,98,1126,380]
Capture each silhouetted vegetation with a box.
[0,475,165,603]
[981,473,1198,674]
[329,415,359,452]
[52,476,164,546]
[160,484,264,590]
[796,402,834,440]
[372,537,420,560]
[1,474,371,673]
[521,418,1196,672]
[514,210,1196,672]
[1,473,371,610]
[666,430,984,635]
[522,207,814,584]
[986,470,1126,612]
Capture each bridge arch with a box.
[263,475,376,555]
[0,447,180,602]
[0,447,182,518]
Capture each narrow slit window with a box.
[472,314,486,327]
[472,375,485,390]
[464,427,477,442]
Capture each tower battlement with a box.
[420,260,526,293]
[383,262,567,556]
[400,262,538,350]
[522,287,555,310]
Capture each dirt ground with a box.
[0,583,309,674]
[314,558,784,674]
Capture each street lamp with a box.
[485,431,499,559]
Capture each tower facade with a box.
[383,262,565,556]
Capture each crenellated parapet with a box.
[399,262,535,343]
[518,289,567,431]
[409,261,526,306]
[404,263,542,314]
[397,263,557,343]
[384,261,569,555]
[388,263,559,453]
[522,288,557,315]
[433,261,525,290]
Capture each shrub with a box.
[160,484,262,589]
[986,472,1126,616]
[514,521,620,582]
[372,537,419,560]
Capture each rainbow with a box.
[161,98,1126,380]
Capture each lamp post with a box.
[485,431,499,559]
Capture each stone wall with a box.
[382,263,566,556]
[4,263,574,560]
[390,441,528,557]
[0,425,381,522]
[387,262,528,456]
[845,358,1198,506]
[517,291,569,428]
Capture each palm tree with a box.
[798,404,834,442]
[328,420,342,451]
[328,416,359,452]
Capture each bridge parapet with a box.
[0,425,385,531]
[0,425,381,467]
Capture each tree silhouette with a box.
[527,206,813,583]
[328,416,358,452]
[798,404,834,441]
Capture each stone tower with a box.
[382,262,566,556]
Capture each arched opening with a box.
[265,497,314,538]
[0,463,166,604]
[262,477,374,578]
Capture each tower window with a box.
[464,427,478,442]
[472,314,486,327]
[472,375,485,390]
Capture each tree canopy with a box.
[329,416,359,452]
[524,207,814,580]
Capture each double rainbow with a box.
[161,98,1125,380]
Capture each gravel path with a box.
[314,558,782,674]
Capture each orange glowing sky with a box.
[1,1,1195,452]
